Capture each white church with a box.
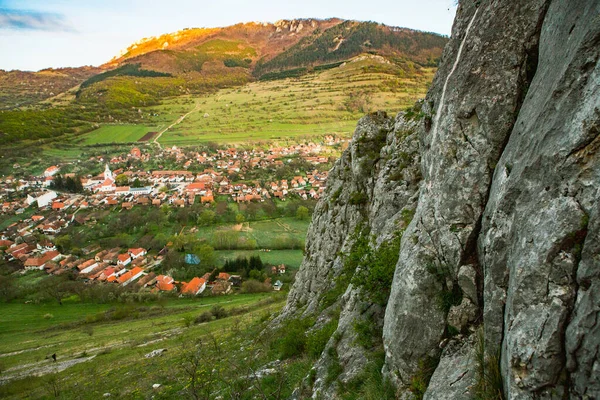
[96,164,117,193]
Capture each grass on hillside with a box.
[80,125,159,145]
[193,217,310,251]
[147,57,435,146]
[0,292,293,399]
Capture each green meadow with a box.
[80,124,159,144]
[151,59,435,146]
[0,290,296,399]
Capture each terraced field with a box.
[150,57,435,145]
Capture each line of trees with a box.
[50,174,84,193]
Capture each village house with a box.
[130,147,142,158]
[24,250,61,271]
[44,166,60,177]
[135,272,156,288]
[211,280,232,295]
[129,248,147,259]
[271,264,286,275]
[27,191,57,208]
[117,253,132,266]
[155,275,176,291]
[181,277,206,296]
[117,267,145,286]
[77,259,99,274]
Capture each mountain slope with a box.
[0,66,101,109]
[73,19,447,109]
[105,19,344,72]
[253,20,446,76]
[275,0,600,398]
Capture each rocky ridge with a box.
[276,0,600,398]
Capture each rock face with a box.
[277,111,422,397]
[275,0,600,398]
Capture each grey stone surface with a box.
[458,265,478,306]
[447,298,478,333]
[272,0,600,398]
[479,0,600,397]
[383,0,551,389]
[274,111,422,397]
[424,335,476,400]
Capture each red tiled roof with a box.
[128,248,146,256]
[77,259,97,271]
[186,182,205,191]
[217,272,230,281]
[181,277,206,295]
[156,275,175,291]
[117,267,143,284]
[24,250,60,267]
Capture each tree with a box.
[55,234,72,253]
[235,213,245,224]
[249,255,263,271]
[39,276,73,305]
[296,206,309,221]
[115,174,128,186]
[0,274,17,302]
[195,244,216,267]
[197,210,216,226]
[212,231,238,250]
[50,174,83,193]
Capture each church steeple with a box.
[104,164,113,181]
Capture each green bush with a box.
[474,329,504,400]
[353,319,379,349]
[195,311,213,323]
[349,191,368,205]
[425,261,463,313]
[325,347,343,386]
[223,58,252,68]
[241,279,272,293]
[410,355,440,400]
[340,351,396,400]
[78,63,172,91]
[210,305,228,320]
[350,232,402,306]
[307,319,338,359]
[275,317,314,359]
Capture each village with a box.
[0,138,341,298]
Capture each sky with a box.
[0,0,457,72]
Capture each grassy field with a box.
[0,291,291,399]
[80,125,159,144]
[137,57,435,146]
[193,217,310,252]
[216,249,304,269]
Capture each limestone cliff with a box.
[277,0,600,398]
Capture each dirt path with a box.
[0,356,96,384]
[275,220,292,232]
[0,344,56,358]
[153,102,200,148]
